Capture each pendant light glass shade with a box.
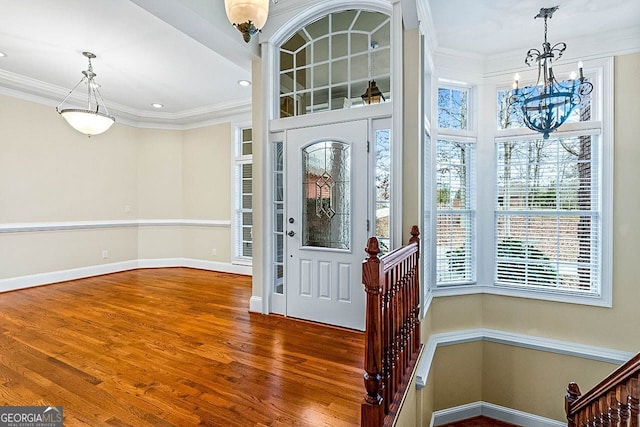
[224,0,269,42]
[60,109,115,136]
[361,80,385,105]
[56,52,115,137]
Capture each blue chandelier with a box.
[509,6,593,139]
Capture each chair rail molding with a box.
[415,328,635,389]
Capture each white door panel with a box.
[285,120,368,330]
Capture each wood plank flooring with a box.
[0,268,365,426]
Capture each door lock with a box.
[287,230,296,237]
[288,217,295,223]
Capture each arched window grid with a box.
[279,10,391,117]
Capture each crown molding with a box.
[0,68,252,130]
[430,24,640,77]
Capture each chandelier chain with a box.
[544,16,548,44]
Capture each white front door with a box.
[285,120,368,330]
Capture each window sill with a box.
[430,283,611,308]
[232,259,253,267]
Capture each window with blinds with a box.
[436,140,476,285]
[495,134,600,293]
[235,127,253,261]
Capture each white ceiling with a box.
[0,0,256,127]
[0,0,638,127]
[428,0,640,57]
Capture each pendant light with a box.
[56,52,115,137]
[361,42,386,105]
[224,0,270,43]
[509,6,593,139]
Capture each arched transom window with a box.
[279,10,391,117]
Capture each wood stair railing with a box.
[361,226,423,427]
[566,352,640,427]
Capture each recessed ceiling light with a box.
[237,80,251,87]
[0,51,6,58]
[151,103,164,109]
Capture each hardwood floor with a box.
[0,268,365,426]
[440,416,521,427]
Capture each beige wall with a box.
[137,128,184,219]
[402,29,421,241]
[0,97,139,223]
[396,52,640,425]
[182,124,231,219]
[482,343,618,421]
[0,94,238,279]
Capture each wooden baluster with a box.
[383,271,391,413]
[402,262,408,375]
[620,384,630,426]
[361,237,384,427]
[609,390,620,426]
[392,264,400,397]
[585,405,592,427]
[567,382,582,427]
[601,395,611,427]
[387,268,396,409]
[629,377,639,427]
[404,261,410,371]
[593,400,602,426]
[404,258,412,363]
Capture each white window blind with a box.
[436,140,476,285]
[495,134,600,293]
[235,127,253,261]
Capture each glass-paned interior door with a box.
[285,120,368,330]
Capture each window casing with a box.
[234,127,253,262]
[436,140,476,285]
[434,82,476,287]
[426,59,611,306]
[438,86,470,130]
[494,82,601,295]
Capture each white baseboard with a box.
[249,296,263,313]
[432,402,482,426]
[0,261,139,293]
[180,258,252,276]
[0,258,251,293]
[432,401,564,427]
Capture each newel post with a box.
[409,225,420,248]
[565,382,581,427]
[409,225,420,353]
[361,237,384,427]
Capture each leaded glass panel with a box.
[302,141,351,249]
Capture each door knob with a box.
[287,230,296,237]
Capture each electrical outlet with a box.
[211,248,217,256]
[124,205,131,213]
[102,250,109,259]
